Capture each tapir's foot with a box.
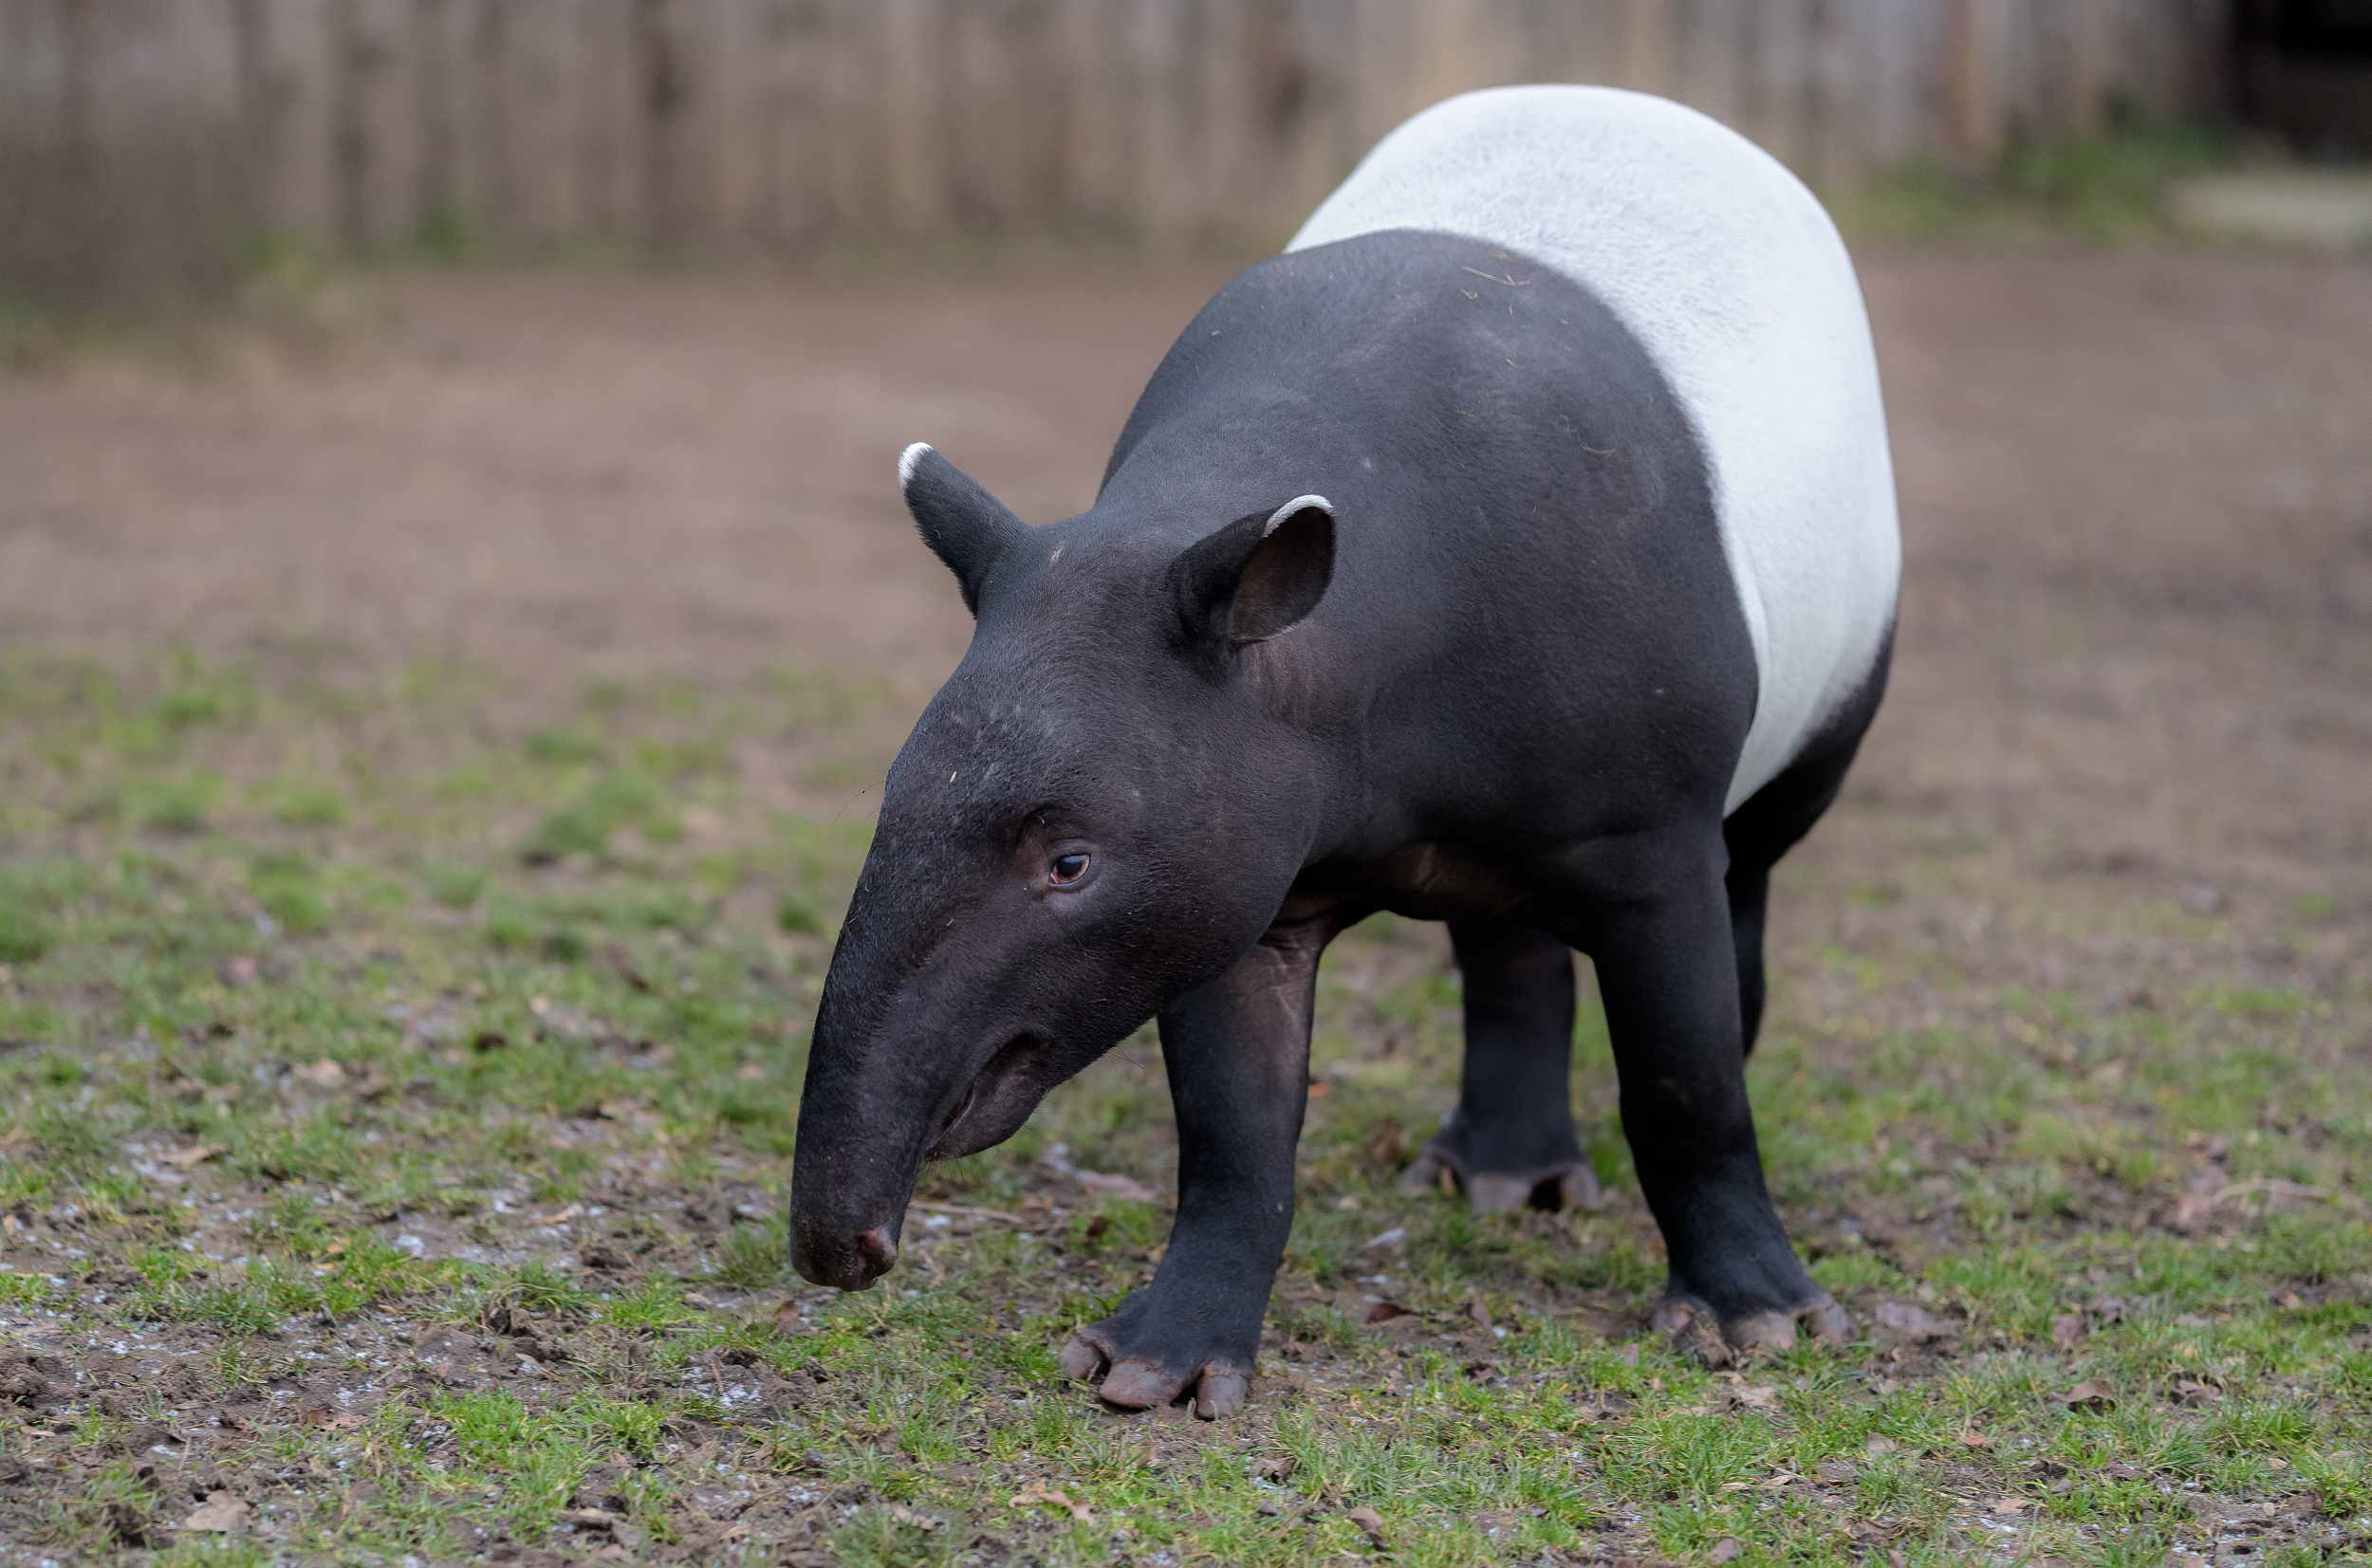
[1401,1130,1602,1216]
[1058,1309,1254,1420]
[1652,1288,1851,1366]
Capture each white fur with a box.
[1266,494,1334,533]
[898,441,933,489]
[1288,86,1900,813]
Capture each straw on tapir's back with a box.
[791,85,1899,1417]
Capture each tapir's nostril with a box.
[855,1225,898,1280]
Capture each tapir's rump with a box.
[1289,85,1899,812]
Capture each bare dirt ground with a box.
[2,248,2367,906]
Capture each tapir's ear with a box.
[1170,495,1336,648]
[899,443,1029,616]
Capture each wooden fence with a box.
[0,0,2231,297]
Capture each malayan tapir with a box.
[788,85,1899,1418]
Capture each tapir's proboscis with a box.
[788,86,1900,1418]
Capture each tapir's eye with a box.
[1047,852,1090,887]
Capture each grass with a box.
[1830,112,2239,244]
[0,649,2365,1565]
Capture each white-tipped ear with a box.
[899,444,1029,617]
[1264,494,1332,534]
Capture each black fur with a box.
[790,231,1890,1412]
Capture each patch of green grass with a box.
[1832,113,2234,243]
[0,650,2365,1565]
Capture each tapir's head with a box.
[787,444,1338,1289]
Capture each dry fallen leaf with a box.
[303,1406,364,1430]
[1957,1430,1992,1449]
[1873,1300,1937,1335]
[888,1503,942,1531]
[1863,1435,1900,1458]
[158,1144,222,1168]
[1010,1487,1093,1522]
[1344,1506,1386,1545]
[2049,1312,2085,1349]
[294,1059,347,1089]
[2170,1190,2215,1231]
[2064,1379,2117,1411]
[1073,1168,1160,1204]
[1364,1300,1416,1324]
[1989,1496,2029,1514]
[180,1493,250,1532]
[1710,1540,1743,1564]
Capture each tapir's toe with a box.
[1721,1310,1802,1353]
[1403,1134,1603,1217]
[1058,1335,1108,1381]
[1093,1358,1178,1410]
[1060,1333,1250,1420]
[1802,1296,1853,1344]
[1193,1370,1249,1420]
[1654,1290,1852,1366]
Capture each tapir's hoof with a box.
[1653,1291,1849,1366]
[1059,1334,1250,1420]
[1402,1144,1602,1216]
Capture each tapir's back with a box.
[1288,86,1899,814]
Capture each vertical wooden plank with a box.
[1195,0,1254,244]
[710,0,761,247]
[751,0,829,252]
[1804,0,1868,186]
[1618,0,1674,96]
[1671,0,1752,133]
[497,0,566,249]
[872,0,939,237]
[1125,0,1184,252]
[1862,0,1941,171]
[1053,0,1122,232]
[817,0,880,241]
[1945,0,2003,165]
[246,0,334,239]
[1744,0,1812,172]
[1409,0,1488,107]
[1249,0,1336,238]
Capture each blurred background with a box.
[3,0,2369,318]
[0,0,2364,886]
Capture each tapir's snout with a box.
[788,1213,899,1291]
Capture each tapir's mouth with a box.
[922,1079,978,1157]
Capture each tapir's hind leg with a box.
[1401,917,1601,1214]
[1721,627,1894,1054]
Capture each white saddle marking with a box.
[1288,85,1900,812]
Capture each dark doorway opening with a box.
[2238,0,2372,153]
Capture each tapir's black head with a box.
[787,444,1337,1289]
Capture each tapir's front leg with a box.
[1568,839,1849,1356]
[1058,922,1328,1418]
